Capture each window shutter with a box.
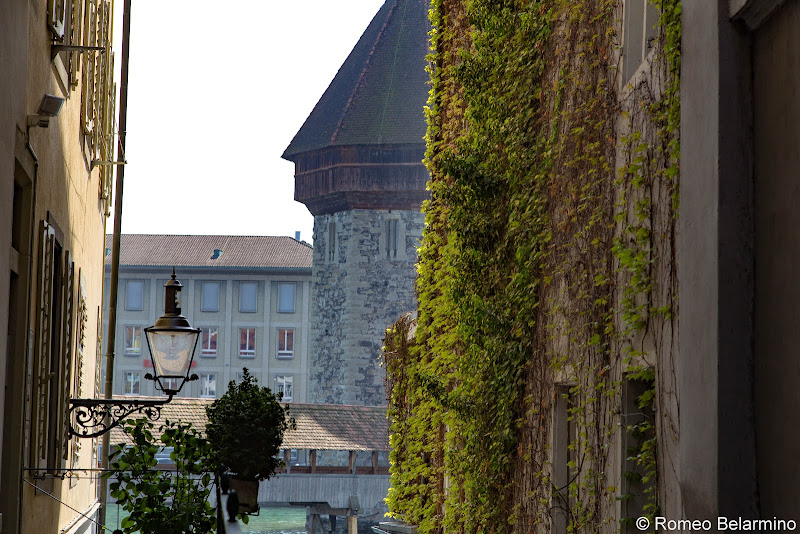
[32,222,56,469]
[48,0,67,40]
[58,254,75,465]
[69,0,83,88]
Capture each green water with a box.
[104,504,307,533]
[239,506,306,533]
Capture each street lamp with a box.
[145,270,200,395]
[69,269,200,438]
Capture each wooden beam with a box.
[310,449,317,474]
[349,451,356,474]
[348,515,358,534]
[372,451,379,474]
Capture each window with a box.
[277,328,294,358]
[239,328,256,358]
[277,283,296,313]
[124,326,142,355]
[328,221,336,262]
[200,374,216,397]
[124,372,140,395]
[31,220,76,473]
[158,377,180,394]
[201,327,218,357]
[552,385,576,534]
[276,375,293,402]
[236,372,245,384]
[386,219,399,258]
[125,280,143,310]
[201,281,220,312]
[239,282,257,312]
[622,0,659,82]
[620,376,656,534]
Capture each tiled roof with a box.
[283,403,389,451]
[105,234,312,270]
[282,0,429,159]
[108,396,214,447]
[108,398,389,452]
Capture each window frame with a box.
[275,374,293,402]
[276,328,295,359]
[200,326,219,358]
[201,281,220,312]
[125,279,144,311]
[239,281,258,313]
[123,325,142,356]
[200,373,217,398]
[277,282,296,313]
[123,371,140,395]
[239,327,256,358]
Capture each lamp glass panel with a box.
[147,330,197,378]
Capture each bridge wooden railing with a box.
[274,449,389,475]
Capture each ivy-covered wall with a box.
[383,0,681,532]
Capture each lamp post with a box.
[69,269,200,438]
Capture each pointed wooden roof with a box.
[283,0,429,159]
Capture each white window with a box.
[201,327,218,357]
[386,219,399,258]
[277,328,294,358]
[239,282,257,313]
[200,374,216,397]
[125,280,143,310]
[278,283,296,313]
[236,372,245,384]
[201,281,220,312]
[239,328,256,358]
[124,325,142,355]
[124,372,140,395]
[159,377,180,395]
[276,375,293,402]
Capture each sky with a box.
[110,0,387,244]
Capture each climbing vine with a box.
[384,0,680,532]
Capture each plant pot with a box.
[229,477,260,514]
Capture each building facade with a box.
[104,234,313,402]
[283,0,430,406]
[0,0,117,532]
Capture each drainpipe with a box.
[98,0,131,527]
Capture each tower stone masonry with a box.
[283,0,430,405]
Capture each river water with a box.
[105,504,307,533]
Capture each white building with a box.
[104,234,312,401]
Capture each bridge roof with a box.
[107,398,389,452]
[283,403,389,452]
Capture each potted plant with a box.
[205,368,292,515]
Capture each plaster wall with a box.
[13,0,112,531]
[752,0,800,516]
[0,0,30,531]
[308,209,424,405]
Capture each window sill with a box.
[276,354,294,359]
[239,353,256,359]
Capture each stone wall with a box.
[309,209,424,405]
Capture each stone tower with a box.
[283,0,429,406]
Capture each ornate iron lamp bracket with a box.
[68,396,172,438]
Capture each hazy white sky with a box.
[111,0,387,243]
